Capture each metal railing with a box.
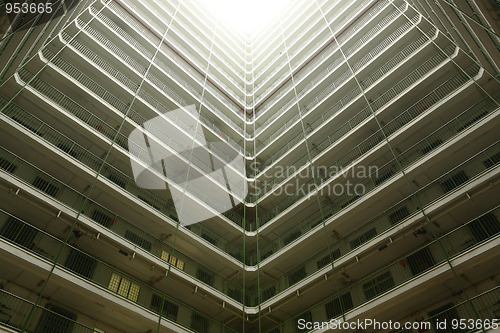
[253,165,500,305]
[265,231,500,332]
[57,28,244,154]
[254,0,375,82]
[257,202,500,309]
[15,67,246,226]
[0,100,245,262]
[5,81,496,302]
[251,106,498,266]
[107,0,247,99]
[254,10,419,152]
[90,5,246,119]
[255,25,433,163]
[0,212,237,333]
[252,44,458,203]
[255,0,393,102]
[0,137,245,284]
[0,290,95,332]
[80,11,248,140]
[0,134,497,308]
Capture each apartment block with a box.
[0,0,499,332]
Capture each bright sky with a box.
[204,0,293,35]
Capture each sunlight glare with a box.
[204,0,292,35]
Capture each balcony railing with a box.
[252,44,458,203]
[257,202,500,308]
[255,26,434,167]
[16,89,500,307]
[0,133,498,308]
[0,211,238,333]
[254,0,374,82]
[6,78,496,303]
[108,0,247,95]
[176,0,246,58]
[251,126,500,301]
[251,94,497,265]
[2,70,499,300]
[259,0,396,92]
[2,82,245,256]
[59,27,244,154]
[254,0,392,104]
[0,140,247,304]
[254,10,419,150]
[24,52,247,219]
[0,290,96,332]
[83,10,248,137]
[252,0,321,60]
[265,227,500,332]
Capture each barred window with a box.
[108,273,140,302]
[363,271,394,299]
[161,251,185,270]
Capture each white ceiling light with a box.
[204,0,292,35]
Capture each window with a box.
[124,230,152,251]
[229,250,242,261]
[201,232,217,246]
[349,228,377,249]
[428,303,465,333]
[311,213,333,229]
[440,170,468,193]
[32,176,59,197]
[161,251,185,270]
[176,259,185,270]
[325,292,353,319]
[64,249,97,279]
[317,255,331,269]
[389,206,410,225]
[56,143,79,159]
[260,249,273,261]
[288,266,306,286]
[294,311,312,333]
[261,285,276,302]
[375,170,394,185]
[34,304,75,333]
[468,212,500,242]
[196,268,214,286]
[106,172,126,188]
[0,217,37,249]
[363,271,394,299]
[316,249,341,269]
[150,293,178,321]
[91,210,114,228]
[228,287,242,302]
[190,313,209,333]
[0,157,18,173]
[483,152,500,169]
[283,230,301,245]
[138,195,161,211]
[311,220,322,229]
[406,247,435,276]
[341,195,360,209]
[421,139,443,154]
[108,273,140,302]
